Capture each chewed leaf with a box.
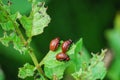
[18,63,35,79]
[0,12,20,31]
[0,7,27,54]
[43,38,90,79]
[0,10,8,23]
[31,2,50,36]
[71,38,90,71]
[0,11,24,52]
[72,49,107,80]
[19,16,32,37]
[19,2,51,37]
[43,50,69,79]
[0,1,10,23]
[0,32,12,46]
[0,0,50,54]
[11,32,28,54]
[0,32,28,54]
[43,40,76,79]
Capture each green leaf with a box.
[18,63,35,79]
[0,32,28,54]
[106,29,120,80]
[0,32,12,46]
[0,10,8,23]
[106,30,120,56]
[105,12,120,80]
[0,1,10,23]
[0,12,20,31]
[107,59,120,80]
[0,69,5,80]
[75,38,83,54]
[0,9,27,54]
[114,12,120,31]
[11,32,28,54]
[43,40,75,79]
[43,50,69,79]
[72,49,107,80]
[19,16,32,37]
[43,38,90,79]
[71,38,90,71]
[74,38,85,70]
[64,47,90,80]
[19,2,51,37]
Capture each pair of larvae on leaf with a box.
[49,37,72,61]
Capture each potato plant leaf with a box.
[72,49,107,80]
[18,63,35,79]
[73,38,90,71]
[0,11,28,54]
[108,33,120,79]
[0,69,5,80]
[106,16,120,80]
[0,1,10,23]
[0,9,8,23]
[0,32,28,54]
[43,49,69,79]
[43,38,90,79]
[74,38,83,54]
[0,0,50,54]
[0,12,20,31]
[19,1,51,37]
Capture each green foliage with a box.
[0,11,27,54]
[0,0,27,54]
[106,13,120,80]
[0,0,107,80]
[18,63,35,79]
[0,1,10,23]
[114,12,120,31]
[0,12,20,31]
[72,50,107,80]
[43,39,83,79]
[0,0,50,54]
[74,39,90,70]
[0,69,5,80]
[0,9,8,23]
[43,47,71,79]
[0,0,50,79]
[19,2,50,37]
[0,32,28,53]
[42,39,106,80]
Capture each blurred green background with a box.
[0,0,120,80]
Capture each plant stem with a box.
[1,6,46,79]
[28,48,44,74]
[53,75,58,80]
[39,51,50,66]
[28,48,47,79]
